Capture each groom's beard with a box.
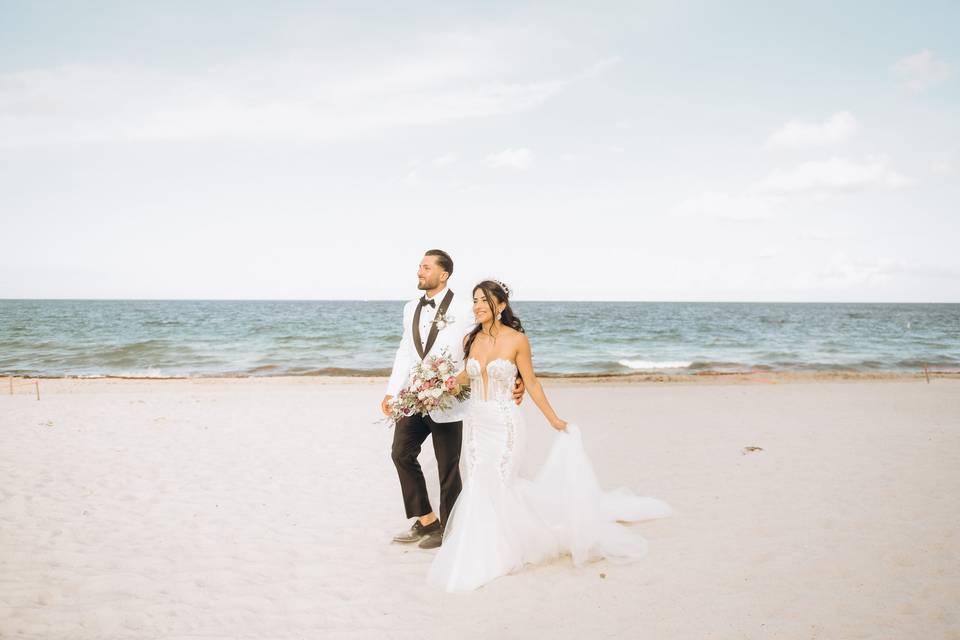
[418,278,441,291]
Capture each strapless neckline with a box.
[466,357,517,402]
[467,357,516,370]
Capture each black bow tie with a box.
[419,296,436,308]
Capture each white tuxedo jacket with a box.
[386,289,476,423]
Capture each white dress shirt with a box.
[416,286,448,352]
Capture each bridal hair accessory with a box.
[494,280,511,298]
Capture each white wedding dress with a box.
[427,358,672,592]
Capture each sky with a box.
[0,0,957,302]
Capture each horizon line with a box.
[2,297,959,305]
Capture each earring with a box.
[496,312,502,321]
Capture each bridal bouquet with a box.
[386,348,471,426]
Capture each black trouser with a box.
[391,413,463,527]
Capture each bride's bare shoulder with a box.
[501,327,528,347]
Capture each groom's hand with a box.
[381,395,393,417]
[512,377,525,405]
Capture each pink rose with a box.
[444,376,458,392]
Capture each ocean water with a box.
[0,300,958,378]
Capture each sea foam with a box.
[618,360,693,370]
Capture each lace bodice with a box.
[466,358,518,402]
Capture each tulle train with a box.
[427,424,671,592]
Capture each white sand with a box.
[1,376,958,639]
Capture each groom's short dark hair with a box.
[425,249,453,276]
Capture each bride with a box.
[427,280,672,592]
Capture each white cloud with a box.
[892,49,951,92]
[765,111,860,148]
[930,153,957,176]
[756,156,913,195]
[0,38,617,148]
[676,155,913,220]
[485,147,534,170]
[789,255,959,291]
[791,253,896,290]
[756,245,782,259]
[800,229,847,242]
[432,152,458,168]
[674,190,781,220]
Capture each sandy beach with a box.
[1,375,958,639]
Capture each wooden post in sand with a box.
[35,380,40,401]
[923,364,930,384]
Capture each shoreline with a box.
[3,369,960,390]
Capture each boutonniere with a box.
[433,310,455,331]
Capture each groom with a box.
[382,249,524,548]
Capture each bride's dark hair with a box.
[463,280,524,358]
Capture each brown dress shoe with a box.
[392,518,441,544]
[418,527,443,549]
